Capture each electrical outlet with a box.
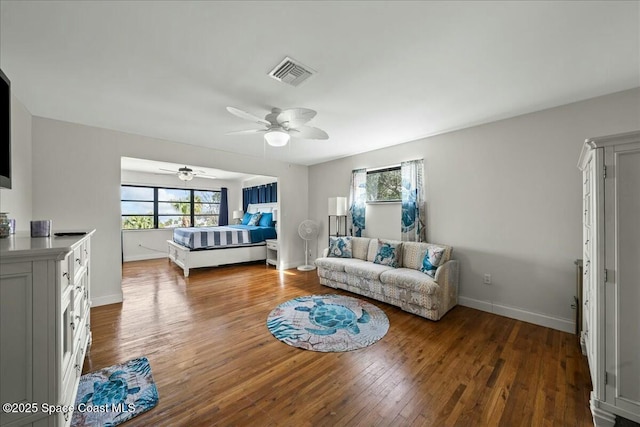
[483,273,492,285]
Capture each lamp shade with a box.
[328,197,348,216]
[264,129,290,147]
[232,210,244,220]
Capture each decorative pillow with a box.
[328,236,353,258]
[258,212,274,227]
[241,212,253,225]
[247,213,262,226]
[373,239,401,267]
[421,246,445,277]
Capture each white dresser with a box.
[0,230,95,427]
[578,131,640,426]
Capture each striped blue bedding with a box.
[173,225,277,250]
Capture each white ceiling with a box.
[1,1,638,166]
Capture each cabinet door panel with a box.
[615,148,640,407]
[0,267,33,425]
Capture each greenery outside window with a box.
[121,185,220,230]
[366,166,401,202]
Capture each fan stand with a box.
[297,239,316,271]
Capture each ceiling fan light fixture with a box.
[178,171,193,181]
[178,166,194,181]
[264,129,290,147]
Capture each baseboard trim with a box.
[91,293,123,307]
[123,253,167,262]
[458,296,575,333]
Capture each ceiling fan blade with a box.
[226,107,270,126]
[290,126,329,140]
[159,168,177,173]
[195,174,218,180]
[225,129,267,135]
[277,108,317,129]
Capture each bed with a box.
[167,202,278,277]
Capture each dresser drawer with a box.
[59,253,72,294]
[266,240,278,250]
[71,240,89,281]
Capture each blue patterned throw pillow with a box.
[421,246,445,277]
[373,240,401,268]
[328,236,353,258]
[247,213,262,226]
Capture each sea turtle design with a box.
[295,298,371,336]
[80,370,140,406]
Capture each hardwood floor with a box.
[84,259,594,426]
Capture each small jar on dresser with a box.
[0,230,95,427]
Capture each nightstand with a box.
[265,239,279,269]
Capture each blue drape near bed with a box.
[219,187,229,225]
[242,182,277,212]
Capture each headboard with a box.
[247,202,279,224]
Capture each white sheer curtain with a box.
[348,168,367,237]
[401,160,426,242]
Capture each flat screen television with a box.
[0,68,10,189]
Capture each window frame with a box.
[365,165,402,203]
[121,184,221,230]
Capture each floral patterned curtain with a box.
[401,160,426,242]
[349,168,367,237]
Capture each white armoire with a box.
[578,131,640,426]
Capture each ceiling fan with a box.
[226,106,329,147]
[158,166,216,182]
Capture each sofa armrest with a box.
[434,260,459,312]
[321,247,329,257]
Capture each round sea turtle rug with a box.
[266,294,389,352]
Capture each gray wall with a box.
[31,118,309,306]
[308,88,640,332]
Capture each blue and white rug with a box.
[267,294,389,352]
[71,357,159,427]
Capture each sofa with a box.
[315,237,459,321]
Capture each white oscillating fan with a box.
[297,220,319,271]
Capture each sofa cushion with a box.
[351,237,371,260]
[420,246,445,277]
[372,239,402,267]
[344,262,394,280]
[380,268,439,294]
[327,236,353,258]
[315,257,367,272]
[402,242,451,270]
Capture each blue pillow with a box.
[420,247,445,277]
[328,236,352,258]
[373,240,401,267]
[247,213,262,226]
[241,212,252,225]
[258,212,273,227]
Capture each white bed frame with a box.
[167,202,278,277]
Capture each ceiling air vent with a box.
[268,57,316,87]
